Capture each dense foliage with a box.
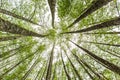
[0,0,120,80]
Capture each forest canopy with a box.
[0,0,120,80]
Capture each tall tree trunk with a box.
[97,46,120,58]
[0,43,34,61]
[48,0,56,28]
[64,17,120,33]
[40,63,47,80]
[0,36,21,42]
[66,44,103,80]
[34,62,46,80]
[70,41,120,75]
[80,40,120,47]
[22,58,40,80]
[0,17,46,37]
[52,64,56,80]
[67,0,112,28]
[61,52,71,80]
[0,51,36,79]
[84,32,120,35]
[73,54,95,80]
[64,52,83,80]
[46,43,55,80]
[0,8,40,26]
[80,59,105,80]
[0,46,20,58]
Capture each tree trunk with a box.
[65,17,120,33]
[73,54,95,80]
[84,32,120,35]
[80,40,120,47]
[64,52,83,80]
[0,8,40,26]
[48,0,56,28]
[22,58,40,80]
[0,36,21,42]
[61,52,71,80]
[0,17,46,37]
[46,43,55,80]
[70,41,120,75]
[67,0,112,28]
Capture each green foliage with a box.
[0,0,120,80]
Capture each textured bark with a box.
[40,63,47,80]
[0,8,40,25]
[84,32,120,34]
[80,59,104,79]
[65,17,120,33]
[22,59,39,80]
[0,36,21,41]
[0,52,36,79]
[73,54,95,80]
[64,52,83,80]
[46,43,55,80]
[71,41,120,75]
[0,17,46,37]
[48,0,56,28]
[97,46,120,58]
[0,46,20,58]
[0,44,33,61]
[67,0,112,28]
[52,64,56,80]
[34,63,45,80]
[61,53,71,80]
[0,59,15,70]
[0,50,18,62]
[80,41,120,47]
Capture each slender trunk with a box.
[67,44,102,80]
[29,3,37,20]
[84,32,120,34]
[48,0,56,28]
[80,59,104,79]
[0,8,40,26]
[80,40,120,47]
[0,51,36,79]
[34,63,45,80]
[61,53,71,80]
[70,41,120,75]
[64,52,83,80]
[0,44,33,62]
[108,49,120,55]
[0,51,18,62]
[52,64,56,80]
[73,54,95,80]
[0,17,46,37]
[65,17,120,33]
[40,63,47,80]
[21,59,39,80]
[67,0,112,28]
[0,36,21,42]
[97,46,120,58]
[0,59,15,70]
[0,46,20,58]
[46,43,55,80]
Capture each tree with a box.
[0,0,120,80]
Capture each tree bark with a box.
[70,41,120,75]
[46,43,55,80]
[48,0,56,28]
[0,8,40,26]
[65,17,120,33]
[0,17,46,37]
[67,0,112,28]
